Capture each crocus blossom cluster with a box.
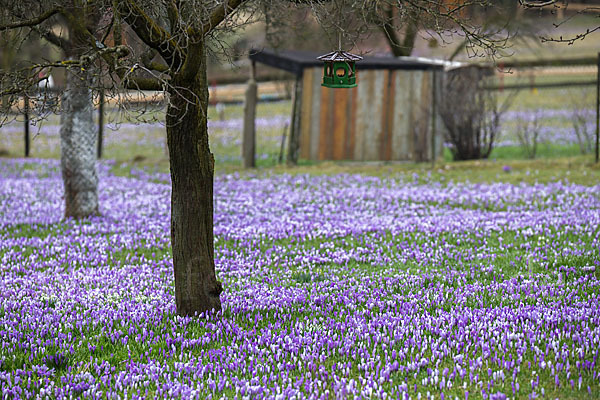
[0,159,599,399]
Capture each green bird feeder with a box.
[317,50,363,89]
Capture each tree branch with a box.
[380,5,419,57]
[100,12,115,46]
[380,4,405,57]
[112,0,123,46]
[0,8,60,31]
[401,10,419,57]
[166,0,180,34]
[541,25,600,44]
[39,28,68,49]
[109,59,165,91]
[518,0,559,7]
[116,0,184,68]
[84,44,130,64]
[401,0,509,58]
[179,42,203,82]
[123,75,163,91]
[200,0,246,37]
[141,48,169,72]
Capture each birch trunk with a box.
[60,67,99,219]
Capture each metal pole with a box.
[24,96,30,157]
[596,53,600,163]
[98,91,104,159]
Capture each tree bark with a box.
[60,66,99,219]
[166,41,222,316]
[381,6,418,57]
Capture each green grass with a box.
[487,143,594,160]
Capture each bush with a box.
[515,109,543,159]
[439,66,513,161]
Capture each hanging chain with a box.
[334,0,343,51]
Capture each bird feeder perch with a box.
[317,50,362,89]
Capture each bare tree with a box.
[569,89,595,154]
[0,3,105,218]
[518,0,600,44]
[439,65,514,160]
[360,1,513,59]
[515,109,543,159]
[0,11,22,114]
[0,0,523,317]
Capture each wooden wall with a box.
[299,67,444,162]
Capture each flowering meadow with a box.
[1,158,599,399]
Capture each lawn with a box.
[1,155,599,398]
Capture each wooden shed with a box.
[249,49,445,163]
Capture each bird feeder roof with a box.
[317,50,363,62]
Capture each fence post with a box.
[430,69,437,168]
[98,91,104,159]
[287,74,303,166]
[242,61,257,168]
[278,122,288,164]
[24,95,30,157]
[596,53,600,164]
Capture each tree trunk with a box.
[166,42,222,316]
[60,66,99,219]
[381,6,418,57]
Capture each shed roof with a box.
[249,48,445,76]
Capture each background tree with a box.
[370,3,419,57]
[357,1,511,59]
[518,0,600,43]
[0,2,105,218]
[59,5,104,219]
[1,0,517,317]
[439,65,516,160]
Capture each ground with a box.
[1,155,599,399]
